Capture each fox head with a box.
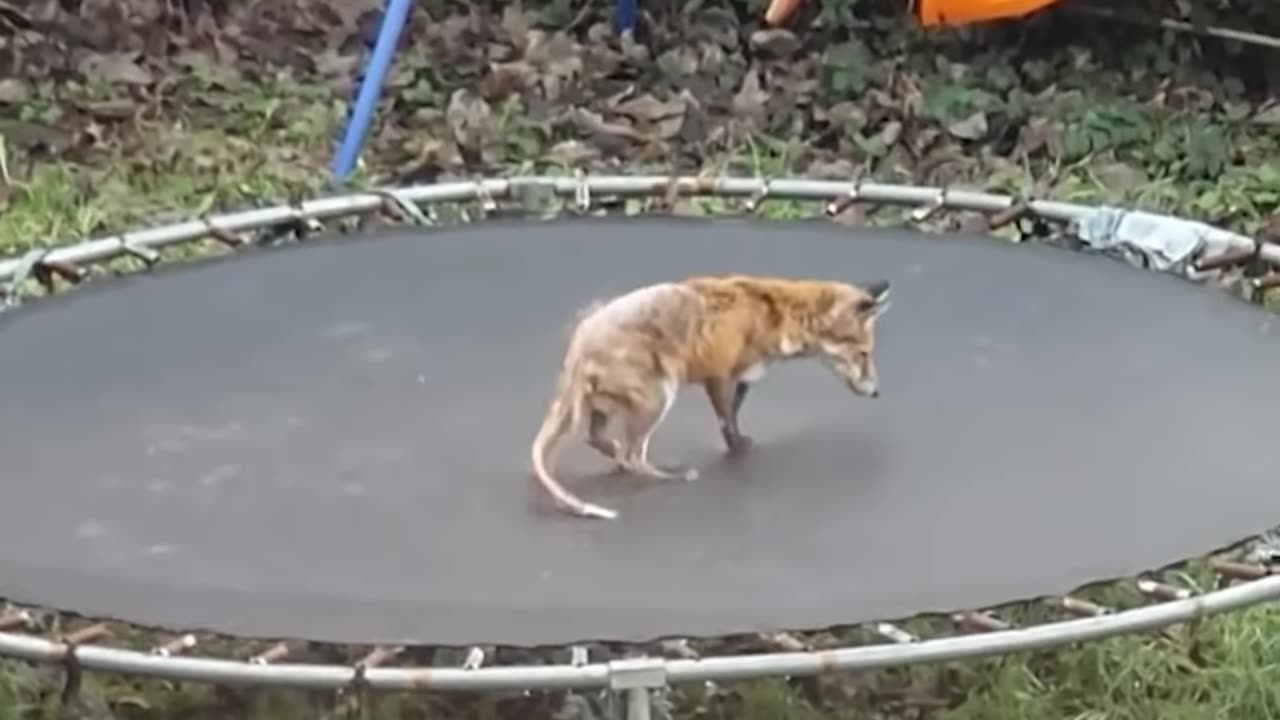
[816,280,892,398]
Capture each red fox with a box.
[529,274,892,520]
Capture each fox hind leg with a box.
[585,406,626,472]
[618,378,699,482]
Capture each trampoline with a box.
[1,175,1279,711]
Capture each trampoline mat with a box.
[1,215,1278,648]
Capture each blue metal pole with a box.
[613,0,637,36]
[330,0,414,181]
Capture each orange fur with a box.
[530,274,892,520]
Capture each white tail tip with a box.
[579,503,619,520]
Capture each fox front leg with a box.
[704,377,755,455]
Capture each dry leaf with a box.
[545,140,601,166]
[947,111,988,141]
[574,108,647,144]
[732,66,769,126]
[611,93,685,122]
[79,52,153,86]
[445,89,497,151]
[1251,102,1280,126]
[0,80,29,104]
[749,28,800,57]
[500,4,534,50]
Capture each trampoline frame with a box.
[2,174,1279,718]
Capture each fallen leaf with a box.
[749,29,800,58]
[0,79,29,104]
[610,93,686,122]
[483,61,538,101]
[1251,102,1280,126]
[574,108,647,147]
[79,52,153,86]
[1017,117,1056,156]
[805,157,857,179]
[524,31,584,102]
[500,4,534,51]
[1094,162,1148,193]
[656,47,701,78]
[445,89,498,152]
[824,101,868,131]
[78,99,136,120]
[874,120,903,147]
[545,140,601,167]
[947,111,988,141]
[732,66,769,127]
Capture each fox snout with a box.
[846,374,880,398]
[828,358,879,397]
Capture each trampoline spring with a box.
[31,259,86,293]
[873,623,918,644]
[952,611,1010,633]
[743,182,771,213]
[1,248,55,306]
[574,169,592,211]
[1250,273,1280,292]
[473,181,498,214]
[0,610,32,631]
[54,623,109,708]
[659,639,699,659]
[249,641,291,665]
[59,623,110,647]
[986,201,1032,232]
[462,646,486,670]
[647,175,683,213]
[909,189,948,223]
[150,633,197,657]
[758,632,808,652]
[203,223,249,249]
[1192,245,1259,272]
[114,236,161,267]
[1209,558,1274,582]
[824,179,863,217]
[1136,578,1192,602]
[1058,596,1112,617]
[373,191,432,226]
[339,646,402,710]
[357,645,404,669]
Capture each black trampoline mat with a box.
[1,215,1278,647]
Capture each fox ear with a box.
[856,280,891,317]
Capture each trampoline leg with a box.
[625,688,652,720]
[613,0,637,37]
[330,0,413,180]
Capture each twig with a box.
[1068,4,1280,51]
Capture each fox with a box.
[529,274,892,520]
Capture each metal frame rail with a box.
[2,174,1280,720]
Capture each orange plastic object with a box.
[763,0,802,26]
[914,0,1061,26]
[763,0,1059,27]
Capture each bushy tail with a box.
[530,370,618,520]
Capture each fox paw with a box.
[726,434,756,455]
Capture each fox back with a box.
[678,275,891,396]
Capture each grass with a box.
[3,26,1280,720]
